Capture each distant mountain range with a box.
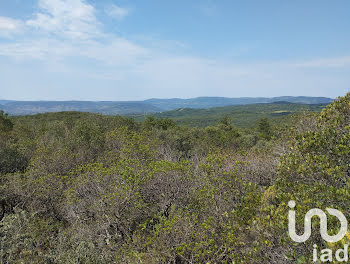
[0,96,333,115]
[144,96,333,110]
[0,101,161,115]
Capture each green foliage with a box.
[0,112,28,175]
[143,116,177,130]
[258,117,273,140]
[0,94,347,263]
[0,111,13,133]
[0,144,28,174]
[253,93,350,262]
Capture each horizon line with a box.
[0,95,336,102]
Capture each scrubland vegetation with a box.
[0,93,349,263]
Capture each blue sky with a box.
[0,0,349,100]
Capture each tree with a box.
[143,116,177,130]
[258,117,272,140]
[0,111,13,133]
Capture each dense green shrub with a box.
[0,94,348,263]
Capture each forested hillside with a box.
[134,102,326,127]
[0,93,349,263]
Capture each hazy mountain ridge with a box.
[0,100,14,105]
[144,96,333,110]
[0,96,333,115]
[0,101,161,115]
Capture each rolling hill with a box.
[144,96,333,111]
[133,102,328,127]
[0,101,161,115]
[0,96,333,116]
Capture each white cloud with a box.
[78,38,149,65]
[0,0,144,65]
[0,16,23,37]
[106,4,130,20]
[0,16,19,30]
[0,38,75,60]
[26,0,100,39]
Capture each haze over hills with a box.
[144,96,333,110]
[0,101,161,115]
[0,100,14,105]
[0,96,333,115]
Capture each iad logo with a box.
[288,200,349,262]
[288,200,347,243]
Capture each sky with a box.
[0,0,349,101]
